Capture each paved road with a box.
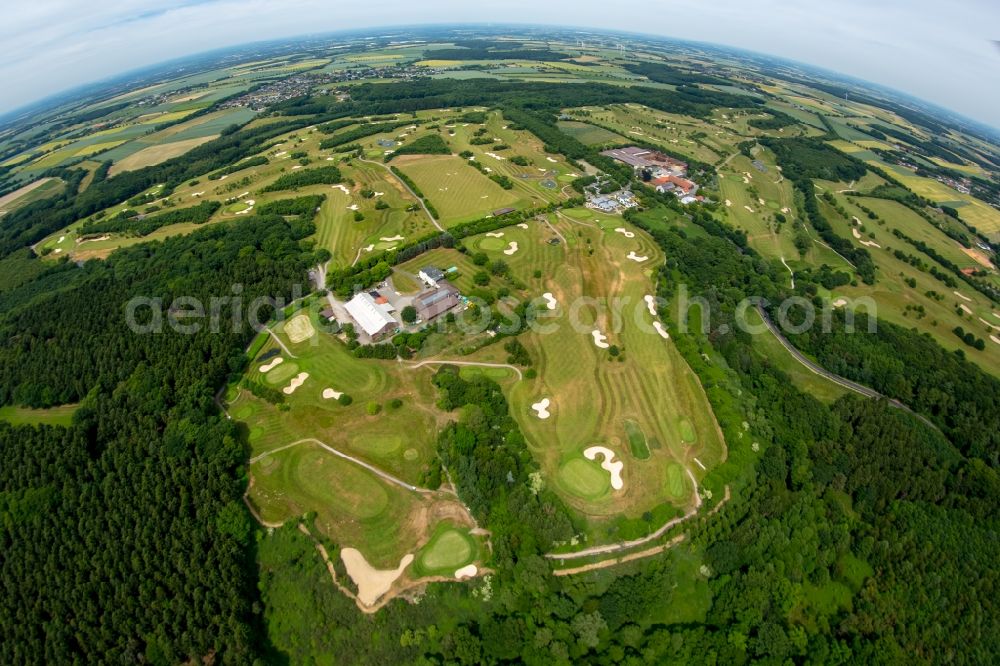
[358,157,444,232]
[756,304,939,431]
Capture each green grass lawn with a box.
[0,404,78,427]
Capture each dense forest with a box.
[0,216,318,662]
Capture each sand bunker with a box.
[503,241,519,255]
[374,192,384,197]
[653,321,670,339]
[990,335,1000,346]
[341,548,414,607]
[322,388,343,400]
[860,240,881,248]
[584,446,624,490]
[644,294,658,316]
[53,248,62,254]
[758,198,765,206]
[455,564,478,580]
[485,231,505,238]
[363,244,375,252]
[380,235,404,242]
[744,205,755,213]
[285,314,316,343]
[614,227,636,239]
[833,298,848,308]
[725,199,732,207]
[546,156,558,163]
[541,292,558,310]
[282,372,309,395]
[292,165,302,170]
[484,152,505,161]
[517,223,529,229]
[959,304,973,315]
[531,398,551,419]
[626,251,648,262]
[58,235,65,243]
[191,191,205,197]
[333,184,350,195]
[259,357,284,373]
[954,291,972,302]
[781,207,790,214]
[591,329,610,349]
[852,228,861,239]
[347,204,359,211]
[326,157,335,161]
[978,317,1000,331]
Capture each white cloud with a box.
[0,0,997,127]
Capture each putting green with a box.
[477,236,507,251]
[665,463,686,499]
[417,528,475,572]
[352,433,403,456]
[678,418,696,443]
[558,457,610,499]
[262,361,300,385]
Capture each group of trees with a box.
[79,200,221,237]
[0,214,319,661]
[260,165,342,192]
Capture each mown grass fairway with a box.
[498,211,727,540]
[395,154,520,226]
[0,403,78,427]
[249,440,468,568]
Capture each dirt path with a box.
[553,535,686,576]
[358,157,444,232]
[780,256,795,288]
[250,437,432,494]
[401,358,524,381]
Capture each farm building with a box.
[344,292,398,339]
[492,207,516,217]
[414,280,461,322]
[602,146,687,173]
[418,266,446,288]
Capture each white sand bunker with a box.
[653,321,670,339]
[333,184,350,194]
[584,446,624,490]
[725,199,732,207]
[541,292,557,310]
[484,152,505,161]
[322,388,343,400]
[758,198,765,206]
[614,227,636,238]
[259,356,284,373]
[591,329,610,349]
[517,222,529,229]
[455,564,478,580]
[326,157,335,161]
[503,241,519,255]
[53,248,62,254]
[363,244,375,252]
[860,240,881,248]
[485,231,504,238]
[292,165,302,170]
[979,317,1000,331]
[954,291,972,302]
[626,251,648,263]
[347,204,359,211]
[991,335,1000,346]
[744,205,755,213]
[531,398,551,419]
[781,207,790,214]
[341,548,414,608]
[380,235,404,242]
[833,298,848,308]
[546,156,558,163]
[58,235,65,243]
[282,372,309,395]
[852,228,861,239]
[644,294,658,316]
[374,192,384,197]
[959,304,973,315]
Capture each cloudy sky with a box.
[2,0,998,127]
